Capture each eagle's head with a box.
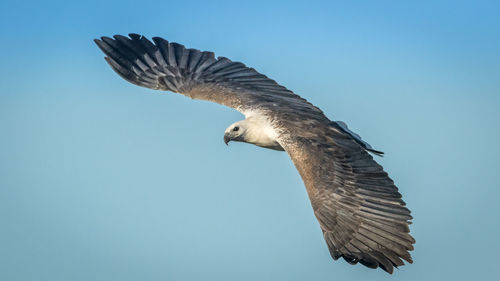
[223,121,247,145]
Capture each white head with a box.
[222,118,284,151]
[223,120,249,145]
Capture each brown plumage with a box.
[95,34,414,273]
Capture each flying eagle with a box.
[94,34,414,273]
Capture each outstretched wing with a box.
[95,34,414,273]
[276,116,414,273]
[94,34,322,117]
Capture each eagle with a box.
[94,34,414,273]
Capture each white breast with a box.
[242,111,283,151]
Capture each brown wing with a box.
[276,117,415,274]
[94,34,321,116]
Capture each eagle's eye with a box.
[233,126,239,132]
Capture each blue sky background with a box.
[1,0,499,280]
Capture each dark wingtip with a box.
[128,33,142,40]
[113,34,129,41]
[93,38,101,48]
[93,38,108,53]
[379,262,394,274]
[367,148,385,157]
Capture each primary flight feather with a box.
[94,34,414,274]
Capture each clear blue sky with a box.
[1,0,499,280]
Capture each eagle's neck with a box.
[241,116,284,151]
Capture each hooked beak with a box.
[224,135,231,145]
